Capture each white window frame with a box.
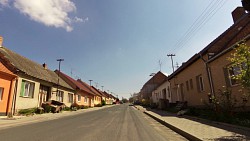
[77,94,81,102]
[228,65,241,86]
[84,96,87,103]
[56,90,64,102]
[0,87,3,101]
[21,80,35,98]
[68,93,74,103]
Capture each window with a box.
[186,81,189,91]
[0,87,3,101]
[228,66,241,86]
[77,94,81,102]
[68,93,74,103]
[84,96,87,103]
[189,79,193,89]
[56,91,64,102]
[20,80,35,98]
[197,75,204,92]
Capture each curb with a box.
[143,111,202,141]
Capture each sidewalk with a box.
[0,105,114,129]
[134,105,250,141]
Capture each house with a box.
[152,78,171,107]
[140,71,168,101]
[55,70,97,107]
[168,7,250,107]
[0,38,17,116]
[90,86,103,106]
[102,91,113,105]
[0,42,75,112]
[76,79,95,107]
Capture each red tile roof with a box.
[55,70,94,95]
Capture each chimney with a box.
[42,63,47,69]
[0,36,3,47]
[232,7,246,23]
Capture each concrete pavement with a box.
[135,105,250,141]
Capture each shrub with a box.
[102,100,106,106]
[18,108,37,116]
[43,104,52,113]
[70,103,80,111]
[95,104,102,107]
[63,107,71,111]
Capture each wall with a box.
[209,40,250,107]
[152,80,171,104]
[15,76,40,110]
[169,58,211,106]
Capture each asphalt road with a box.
[0,104,187,141]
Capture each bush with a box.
[63,107,71,111]
[70,103,80,111]
[102,100,106,106]
[18,108,37,116]
[43,104,52,113]
[95,104,102,107]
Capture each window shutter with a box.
[223,68,231,87]
[20,81,25,97]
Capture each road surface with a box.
[0,104,187,141]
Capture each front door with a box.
[38,85,50,107]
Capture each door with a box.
[39,85,50,107]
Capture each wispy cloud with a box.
[0,0,83,32]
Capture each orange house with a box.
[0,61,16,116]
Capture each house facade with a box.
[168,7,250,107]
[140,71,168,101]
[0,45,75,112]
[152,80,171,104]
[0,61,17,116]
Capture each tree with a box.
[229,43,250,89]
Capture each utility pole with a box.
[57,59,64,94]
[167,54,175,73]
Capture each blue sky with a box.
[0,0,242,99]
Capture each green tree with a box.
[229,43,250,90]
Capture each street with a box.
[0,104,187,141]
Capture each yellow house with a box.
[0,45,74,113]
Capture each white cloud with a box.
[0,0,9,7]
[0,0,82,32]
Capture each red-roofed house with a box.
[55,70,95,107]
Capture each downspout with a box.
[10,77,18,117]
[199,53,215,102]
[6,77,16,117]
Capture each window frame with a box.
[20,80,35,98]
[68,93,74,103]
[56,90,64,102]
[84,96,88,103]
[0,87,4,101]
[228,65,241,86]
[198,76,205,92]
[77,94,81,102]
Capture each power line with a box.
[168,0,228,54]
